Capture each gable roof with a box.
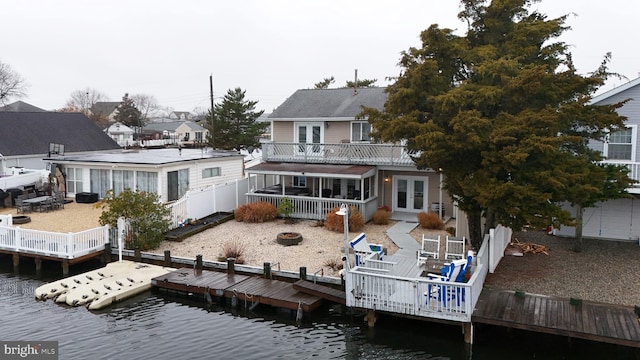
[90,102,120,116]
[269,87,387,119]
[143,120,205,132]
[0,100,46,112]
[590,76,640,104]
[0,112,121,157]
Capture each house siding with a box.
[556,198,640,242]
[272,122,294,142]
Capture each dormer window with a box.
[351,121,371,142]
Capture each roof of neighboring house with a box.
[90,102,120,116]
[590,76,640,104]
[0,100,46,112]
[106,122,135,134]
[143,120,206,132]
[269,87,387,119]
[171,111,191,118]
[0,112,121,157]
[47,148,242,165]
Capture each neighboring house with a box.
[89,102,120,123]
[0,100,46,112]
[0,111,121,170]
[169,111,192,120]
[105,122,135,147]
[45,148,244,202]
[142,121,208,147]
[246,87,455,225]
[557,77,640,241]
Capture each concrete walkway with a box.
[386,221,419,258]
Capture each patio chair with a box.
[445,236,466,260]
[15,196,31,214]
[38,197,54,212]
[53,192,65,210]
[424,258,467,307]
[416,235,440,267]
[349,232,384,266]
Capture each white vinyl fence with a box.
[0,225,110,259]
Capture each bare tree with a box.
[130,93,160,124]
[0,61,28,105]
[64,88,109,113]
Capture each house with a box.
[89,102,120,124]
[0,111,121,170]
[0,100,46,112]
[105,122,135,147]
[45,148,244,202]
[556,77,640,241]
[142,120,208,147]
[169,111,192,120]
[245,87,455,224]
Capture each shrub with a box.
[446,226,456,236]
[277,197,294,222]
[323,257,343,271]
[234,202,277,223]
[222,240,247,264]
[324,206,364,232]
[417,211,445,230]
[372,208,390,225]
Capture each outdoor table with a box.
[421,258,449,276]
[23,195,53,212]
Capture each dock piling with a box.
[264,262,271,279]
[299,267,307,281]
[227,258,235,275]
[164,250,171,267]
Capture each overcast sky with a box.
[4,0,639,114]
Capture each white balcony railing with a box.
[262,142,419,166]
[0,225,109,259]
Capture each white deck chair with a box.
[445,236,466,260]
[349,232,384,266]
[416,235,440,267]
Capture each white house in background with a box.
[45,148,244,202]
[557,77,640,242]
[105,122,135,147]
[169,111,192,120]
[142,121,208,147]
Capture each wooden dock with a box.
[472,289,640,348]
[152,268,324,312]
[293,280,346,305]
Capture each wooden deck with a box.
[152,268,324,312]
[472,289,640,348]
[293,280,346,305]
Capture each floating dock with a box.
[152,267,324,313]
[35,260,173,310]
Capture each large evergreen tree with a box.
[206,87,266,150]
[114,93,143,130]
[362,0,633,249]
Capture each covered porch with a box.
[246,163,379,221]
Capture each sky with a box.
[3,0,639,114]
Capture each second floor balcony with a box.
[261,142,419,166]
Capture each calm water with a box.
[1,258,637,360]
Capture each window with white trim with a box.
[605,126,636,161]
[66,168,83,194]
[202,167,221,178]
[351,121,371,142]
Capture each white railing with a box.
[262,142,419,166]
[245,193,378,221]
[344,230,494,323]
[0,225,109,259]
[601,160,640,186]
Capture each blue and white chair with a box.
[349,232,384,266]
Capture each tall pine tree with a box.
[113,93,143,130]
[207,87,266,150]
[362,0,633,249]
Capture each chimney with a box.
[353,69,358,95]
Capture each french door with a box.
[393,176,428,212]
[295,122,323,156]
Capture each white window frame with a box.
[66,168,83,194]
[604,125,636,162]
[351,121,372,142]
[202,167,221,178]
[293,176,306,188]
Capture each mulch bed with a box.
[164,212,234,241]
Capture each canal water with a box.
[1,258,637,360]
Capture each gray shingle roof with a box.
[0,101,46,112]
[0,112,121,156]
[269,87,387,119]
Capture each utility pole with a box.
[209,74,215,149]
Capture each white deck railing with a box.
[245,193,379,221]
[262,142,419,166]
[344,231,492,323]
[0,225,109,259]
[601,160,640,187]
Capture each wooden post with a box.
[134,247,141,261]
[103,242,111,264]
[61,260,69,277]
[366,309,376,327]
[463,322,474,344]
[12,254,19,271]
[196,255,203,271]
[264,262,271,279]
[164,250,171,267]
[299,267,307,281]
[34,257,42,276]
[227,258,235,275]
